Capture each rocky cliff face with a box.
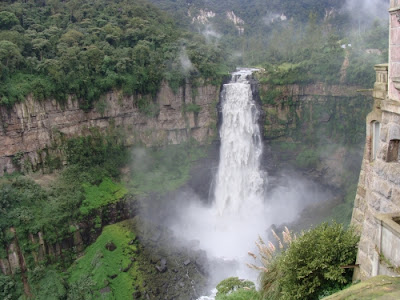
[0,196,137,278]
[259,82,373,189]
[0,82,219,175]
[260,82,370,140]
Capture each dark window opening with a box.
[372,121,380,160]
[393,217,400,226]
[387,140,400,162]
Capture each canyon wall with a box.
[259,81,373,189]
[260,82,370,140]
[0,82,219,175]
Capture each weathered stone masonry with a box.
[352,0,400,280]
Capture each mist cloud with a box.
[201,25,222,44]
[179,47,194,74]
[343,0,389,21]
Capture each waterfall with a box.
[214,68,265,216]
[195,68,266,299]
[172,68,268,300]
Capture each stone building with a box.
[351,0,400,280]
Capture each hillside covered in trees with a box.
[149,0,389,87]
[0,0,228,109]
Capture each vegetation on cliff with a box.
[67,221,139,299]
[0,125,207,298]
[0,0,227,108]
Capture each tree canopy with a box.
[0,0,227,108]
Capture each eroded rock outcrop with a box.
[0,82,219,175]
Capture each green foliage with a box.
[30,268,67,300]
[11,151,24,169]
[277,223,359,300]
[67,275,96,300]
[345,51,382,87]
[184,103,202,113]
[0,40,22,82]
[0,128,131,258]
[330,184,358,226]
[80,178,127,215]
[136,96,160,117]
[65,129,128,178]
[155,0,385,86]
[258,21,345,86]
[0,177,48,248]
[0,11,19,30]
[259,259,282,300]
[216,277,255,297]
[0,274,21,300]
[128,141,206,195]
[68,221,139,299]
[253,225,359,299]
[295,149,319,169]
[0,0,225,108]
[216,289,260,300]
[260,88,282,105]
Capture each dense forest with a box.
[0,0,389,109]
[0,0,228,109]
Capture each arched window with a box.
[372,121,381,160]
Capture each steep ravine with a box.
[0,79,372,298]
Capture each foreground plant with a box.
[215,277,259,300]
[248,226,295,299]
[249,223,359,300]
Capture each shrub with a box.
[0,274,21,300]
[216,289,260,300]
[295,149,319,169]
[250,224,359,300]
[278,223,359,300]
[216,277,255,298]
[260,88,282,105]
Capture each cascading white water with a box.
[195,68,266,300]
[214,69,265,216]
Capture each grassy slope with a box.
[80,177,128,215]
[68,220,140,299]
[323,276,400,300]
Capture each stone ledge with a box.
[375,212,400,238]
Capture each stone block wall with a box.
[352,64,400,279]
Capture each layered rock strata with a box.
[0,82,219,175]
